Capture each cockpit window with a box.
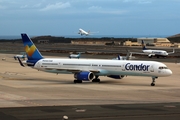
[159,66,168,69]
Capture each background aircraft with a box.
[131,40,175,58]
[69,52,82,59]
[19,33,172,86]
[112,50,135,60]
[14,52,27,60]
[78,28,90,36]
[78,28,98,36]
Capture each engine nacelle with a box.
[148,54,152,58]
[74,71,94,81]
[107,75,125,79]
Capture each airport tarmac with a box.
[0,53,180,120]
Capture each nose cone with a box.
[167,69,172,76]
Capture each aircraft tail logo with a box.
[21,34,43,61]
[117,55,121,60]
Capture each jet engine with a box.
[148,54,152,58]
[74,71,94,81]
[107,75,125,79]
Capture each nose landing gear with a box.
[151,77,158,86]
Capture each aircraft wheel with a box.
[149,55,152,58]
[92,79,100,82]
[78,80,82,83]
[74,80,82,83]
[151,77,156,86]
[151,83,155,86]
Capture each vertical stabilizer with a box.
[21,33,43,61]
[117,55,121,60]
[141,40,147,50]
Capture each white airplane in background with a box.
[18,33,172,86]
[69,52,82,59]
[78,28,90,36]
[112,50,135,60]
[131,40,175,58]
[14,52,27,60]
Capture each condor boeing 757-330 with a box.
[18,34,172,86]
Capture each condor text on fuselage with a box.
[125,63,150,71]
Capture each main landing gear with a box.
[92,76,100,83]
[74,80,82,83]
[151,77,158,86]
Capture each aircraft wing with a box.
[44,68,100,73]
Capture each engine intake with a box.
[74,71,94,81]
[148,54,152,58]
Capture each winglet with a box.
[168,48,175,54]
[172,48,175,53]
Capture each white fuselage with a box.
[69,54,80,58]
[79,29,89,36]
[143,50,168,56]
[33,58,172,77]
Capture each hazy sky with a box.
[1,0,180,36]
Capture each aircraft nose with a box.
[167,69,172,76]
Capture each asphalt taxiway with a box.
[0,53,180,120]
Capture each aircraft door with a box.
[150,65,154,72]
[122,62,126,71]
[58,62,61,68]
[35,61,41,68]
